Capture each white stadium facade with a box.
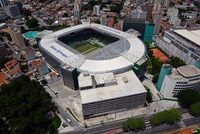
[40,23,148,119]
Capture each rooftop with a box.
[173,29,200,47]
[177,65,200,78]
[80,70,146,104]
[0,72,6,86]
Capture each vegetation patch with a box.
[150,109,181,126]
[122,118,145,132]
[0,76,59,134]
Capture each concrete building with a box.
[154,29,200,65]
[131,9,147,21]
[0,42,9,57]
[79,71,147,119]
[100,14,107,26]
[161,0,170,8]
[29,58,49,76]
[153,12,162,34]
[23,48,35,61]
[157,64,200,99]
[8,27,26,50]
[93,5,100,15]
[167,7,179,25]
[73,2,80,23]
[76,0,83,10]
[136,0,145,5]
[153,0,162,13]
[141,3,153,21]
[123,18,155,43]
[5,5,21,18]
[0,0,6,7]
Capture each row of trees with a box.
[150,109,181,126]
[0,76,61,134]
[178,90,200,117]
[122,118,145,132]
[122,108,182,132]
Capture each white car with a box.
[67,119,71,123]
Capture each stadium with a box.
[40,23,147,119]
[40,23,146,74]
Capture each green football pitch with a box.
[73,41,103,54]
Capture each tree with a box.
[0,56,10,68]
[20,63,28,72]
[189,102,200,116]
[0,76,60,134]
[167,56,185,68]
[150,109,181,126]
[196,19,200,24]
[122,118,145,132]
[26,17,39,29]
[20,8,31,17]
[178,89,200,107]
[146,87,153,103]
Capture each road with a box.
[32,15,49,27]
[44,85,80,128]
[63,113,200,134]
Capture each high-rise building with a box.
[8,27,26,50]
[5,5,21,18]
[141,3,153,21]
[73,2,80,23]
[0,0,6,7]
[163,0,170,8]
[93,5,100,15]
[100,14,107,26]
[153,0,162,13]
[153,12,162,34]
[123,18,155,43]
[131,9,147,21]
[76,0,83,10]
[136,0,145,5]
[0,42,9,57]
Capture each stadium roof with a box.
[40,23,146,73]
[80,70,146,104]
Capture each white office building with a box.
[93,5,100,15]
[154,29,200,65]
[100,14,107,26]
[159,64,200,99]
[0,0,6,7]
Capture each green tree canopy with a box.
[167,56,186,68]
[150,109,181,126]
[20,8,31,17]
[146,87,153,103]
[122,118,145,132]
[0,56,11,68]
[110,4,122,14]
[26,17,39,29]
[189,102,200,116]
[178,89,200,107]
[0,75,60,134]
